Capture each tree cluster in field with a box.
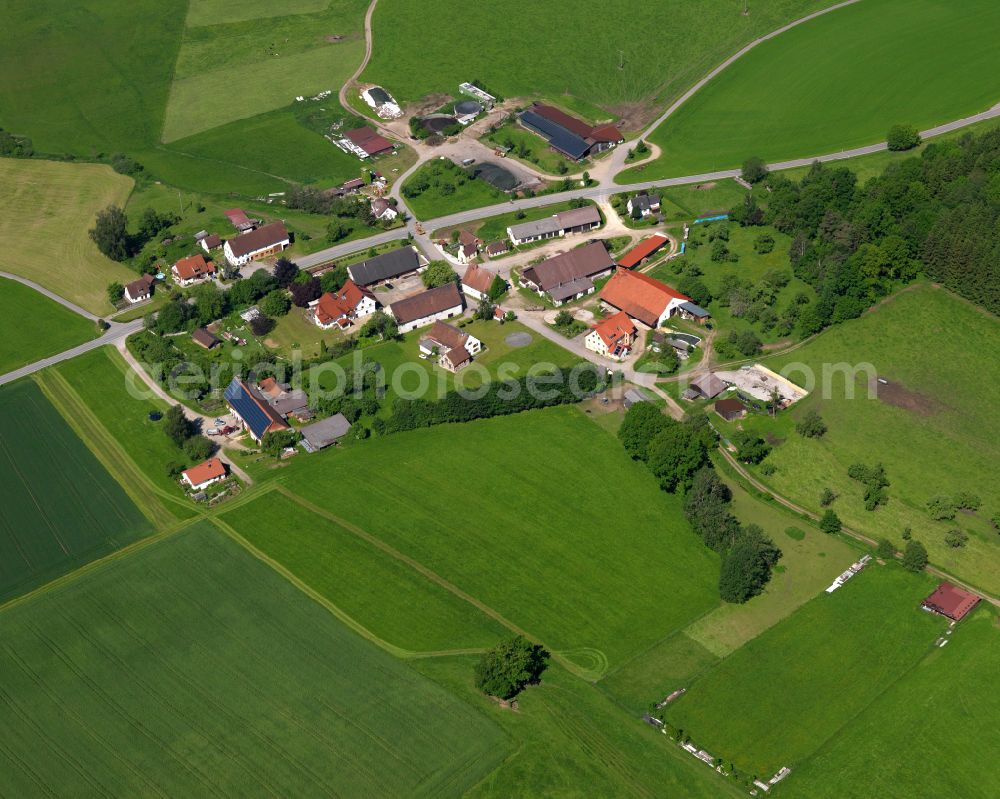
[847,462,890,511]
[926,492,981,521]
[260,429,300,458]
[735,127,1000,330]
[795,409,827,438]
[89,204,180,262]
[312,360,383,434]
[162,404,215,476]
[617,404,781,602]
[402,159,494,201]
[475,635,548,700]
[731,430,771,464]
[386,365,605,434]
[0,127,33,158]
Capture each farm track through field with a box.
[211,515,485,661]
[271,486,605,678]
[32,371,182,529]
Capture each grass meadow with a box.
[0,159,137,314]
[0,279,96,374]
[362,0,830,120]
[622,0,1000,180]
[0,381,151,604]
[401,160,509,219]
[664,566,946,777]
[0,523,509,797]
[279,405,721,676]
[787,607,1000,798]
[220,490,507,652]
[186,0,331,27]
[748,286,1000,595]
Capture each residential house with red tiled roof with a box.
[585,311,637,361]
[181,457,227,491]
[172,254,216,287]
[599,268,694,327]
[312,280,378,329]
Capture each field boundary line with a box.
[0,518,200,616]
[272,486,597,678]
[209,516,484,660]
[33,369,185,529]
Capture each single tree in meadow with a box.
[901,540,929,572]
[475,635,548,699]
[819,509,842,535]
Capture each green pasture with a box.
[220,490,506,652]
[0,279,96,374]
[416,657,736,799]
[0,523,509,796]
[362,0,832,119]
[751,285,1000,595]
[54,349,194,505]
[788,607,1000,799]
[279,405,721,675]
[665,566,945,777]
[0,381,150,604]
[621,0,1000,180]
[401,160,508,219]
[186,0,333,28]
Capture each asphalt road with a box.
[0,319,144,387]
[0,270,101,321]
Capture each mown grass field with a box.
[54,349,195,507]
[186,0,331,27]
[0,279,96,374]
[0,381,151,604]
[621,0,1000,180]
[0,159,137,315]
[0,523,510,796]
[220,490,507,652]
[401,160,509,219]
[362,0,831,120]
[787,607,1000,799]
[279,405,721,676]
[748,286,1000,595]
[664,566,945,777]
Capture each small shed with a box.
[623,389,647,409]
[299,413,352,452]
[714,397,746,421]
[191,327,220,350]
[689,372,726,399]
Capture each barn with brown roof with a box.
[922,583,980,621]
[520,241,616,305]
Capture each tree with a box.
[819,509,842,535]
[944,528,968,548]
[473,297,495,320]
[719,525,782,603]
[183,435,215,462]
[89,205,130,261]
[647,422,709,492]
[191,282,225,324]
[106,282,124,305]
[326,221,350,242]
[741,157,769,184]
[886,124,921,151]
[553,309,575,328]
[261,429,300,457]
[876,538,896,559]
[319,265,349,294]
[953,491,981,511]
[796,409,827,438]
[487,274,507,301]
[901,526,912,541]
[819,487,836,507]
[732,431,770,464]
[259,289,291,318]
[421,260,458,288]
[289,277,321,307]
[136,207,176,241]
[901,540,929,572]
[249,314,275,336]
[163,405,193,447]
[847,462,890,511]
[359,310,398,341]
[926,495,956,521]
[155,299,189,334]
[754,233,775,254]
[618,402,671,460]
[273,257,299,288]
[474,635,548,699]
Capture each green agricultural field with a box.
[621,0,1000,180]
[0,523,510,796]
[749,285,1000,595]
[362,0,832,121]
[656,180,750,223]
[787,607,1000,799]
[0,159,137,315]
[220,490,507,652]
[0,279,96,374]
[186,0,331,27]
[278,406,721,676]
[54,349,197,508]
[416,657,737,799]
[647,222,817,345]
[665,566,946,778]
[0,381,151,604]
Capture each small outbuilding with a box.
[688,372,727,400]
[714,397,746,421]
[181,457,227,491]
[922,582,980,621]
[299,413,352,452]
[191,327,220,350]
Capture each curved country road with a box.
[337,0,379,113]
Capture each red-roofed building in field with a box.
[225,209,256,232]
[172,254,216,286]
[585,310,637,361]
[312,280,378,329]
[181,457,227,491]
[344,126,395,158]
[599,269,691,328]
[922,583,981,621]
[618,234,670,269]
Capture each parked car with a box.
[206,428,220,436]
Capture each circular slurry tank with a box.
[471,162,520,191]
[455,100,483,116]
[421,114,457,133]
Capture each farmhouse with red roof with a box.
[312,280,378,329]
[922,582,980,621]
[585,310,637,361]
[181,457,227,491]
[599,269,697,328]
